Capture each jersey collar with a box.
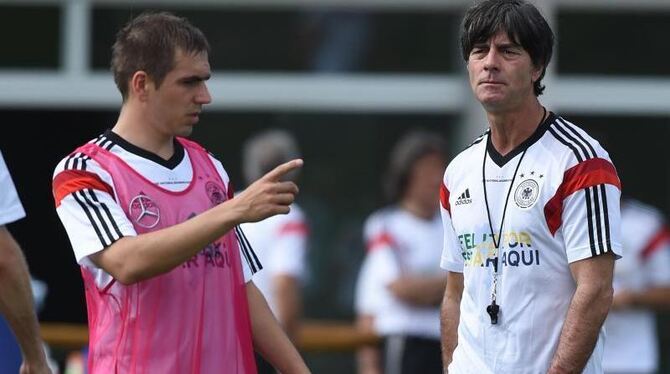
[486,111,555,167]
[104,129,185,170]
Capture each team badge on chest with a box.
[205,181,226,206]
[514,179,540,209]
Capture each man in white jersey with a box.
[52,12,309,373]
[440,1,622,373]
[239,129,309,374]
[355,131,448,374]
[0,150,52,374]
[603,198,670,374]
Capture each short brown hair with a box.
[111,11,210,100]
[385,130,448,202]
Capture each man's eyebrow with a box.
[180,74,211,82]
[495,42,522,49]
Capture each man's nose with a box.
[196,84,212,104]
[483,49,500,71]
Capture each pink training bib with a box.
[77,138,256,374]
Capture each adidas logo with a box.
[455,188,472,205]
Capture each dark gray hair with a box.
[460,0,554,96]
[385,130,447,202]
[242,129,301,184]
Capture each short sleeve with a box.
[53,155,137,268]
[561,183,622,263]
[0,150,26,225]
[265,212,308,280]
[235,226,262,283]
[440,180,464,272]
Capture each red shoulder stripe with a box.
[278,221,309,236]
[641,226,670,261]
[544,158,621,235]
[366,232,395,252]
[53,170,114,207]
[440,182,451,214]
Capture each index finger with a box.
[262,159,304,181]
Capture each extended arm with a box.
[440,271,463,371]
[91,160,302,284]
[548,253,615,374]
[247,281,310,374]
[388,274,448,307]
[0,227,51,374]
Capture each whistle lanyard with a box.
[481,107,545,324]
[482,147,526,324]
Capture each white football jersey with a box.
[440,113,622,374]
[0,150,25,225]
[355,206,444,339]
[240,204,308,317]
[603,199,670,373]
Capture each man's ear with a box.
[531,65,543,84]
[129,71,151,101]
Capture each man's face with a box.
[406,152,445,213]
[147,49,212,137]
[467,31,541,113]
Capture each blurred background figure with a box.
[354,131,448,374]
[240,129,310,374]
[603,197,670,374]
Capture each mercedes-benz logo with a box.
[129,194,161,229]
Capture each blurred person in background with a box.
[440,1,621,373]
[354,131,448,374]
[239,129,309,374]
[603,198,670,374]
[51,12,309,373]
[0,149,52,374]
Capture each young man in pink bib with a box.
[52,12,309,374]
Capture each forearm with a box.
[93,200,242,284]
[549,283,612,373]
[619,287,670,310]
[274,275,302,342]
[440,296,460,369]
[389,274,448,306]
[356,314,381,374]
[247,282,310,374]
[441,272,463,370]
[357,346,382,374]
[0,229,47,364]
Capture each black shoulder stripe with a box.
[553,122,590,161]
[65,152,91,171]
[239,226,262,271]
[548,126,584,162]
[599,184,612,253]
[235,226,255,273]
[71,190,110,247]
[78,189,116,247]
[86,189,124,240]
[557,118,598,158]
[235,226,262,273]
[583,188,598,256]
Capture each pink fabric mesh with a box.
[78,138,256,373]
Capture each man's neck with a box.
[487,101,546,156]
[112,105,175,160]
